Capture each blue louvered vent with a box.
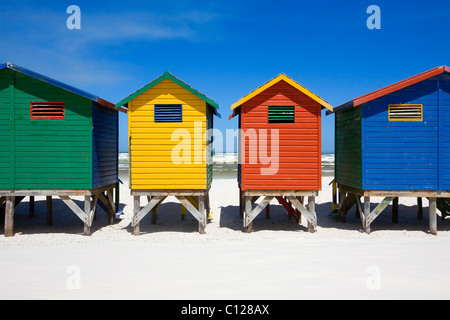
[154,104,183,122]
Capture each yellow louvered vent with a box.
[388,104,423,121]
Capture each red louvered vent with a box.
[30,102,65,119]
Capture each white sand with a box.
[1,176,450,300]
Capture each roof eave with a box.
[230,74,333,112]
[1,62,116,111]
[115,72,220,112]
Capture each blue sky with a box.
[1,0,449,152]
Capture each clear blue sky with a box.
[1,0,449,152]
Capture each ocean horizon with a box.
[119,152,334,178]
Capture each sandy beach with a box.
[1,175,450,300]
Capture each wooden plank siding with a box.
[240,80,322,190]
[0,69,14,189]
[335,106,362,189]
[439,73,450,190]
[361,76,440,191]
[92,102,118,189]
[13,71,92,190]
[129,79,208,190]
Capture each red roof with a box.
[331,66,450,114]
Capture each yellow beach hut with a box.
[115,72,220,234]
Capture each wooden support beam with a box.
[251,196,260,204]
[60,195,96,236]
[244,196,252,233]
[243,196,274,230]
[287,196,316,232]
[4,196,15,237]
[355,196,364,227]
[46,196,53,226]
[177,196,206,232]
[307,196,316,233]
[133,196,140,236]
[133,196,166,228]
[106,188,115,225]
[429,197,437,235]
[392,197,399,224]
[131,190,207,197]
[98,193,110,209]
[363,197,371,234]
[198,196,206,234]
[206,193,211,221]
[365,197,394,227]
[266,203,270,219]
[59,196,88,224]
[84,196,91,236]
[243,190,318,197]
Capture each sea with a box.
[119,153,335,179]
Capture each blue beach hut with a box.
[328,66,450,235]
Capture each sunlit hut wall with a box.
[0,62,121,237]
[115,72,220,234]
[229,74,333,232]
[329,66,450,235]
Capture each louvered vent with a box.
[30,102,65,119]
[154,104,183,122]
[389,105,423,121]
[268,106,295,123]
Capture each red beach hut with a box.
[229,74,333,232]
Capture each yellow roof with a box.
[230,74,333,112]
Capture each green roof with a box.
[115,72,219,113]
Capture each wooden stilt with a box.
[29,196,35,218]
[206,193,211,221]
[46,196,52,226]
[429,197,437,235]
[84,195,91,236]
[364,197,371,234]
[307,196,316,233]
[198,196,206,234]
[355,195,361,219]
[392,197,399,224]
[298,196,303,224]
[245,196,252,233]
[4,197,15,237]
[418,197,423,220]
[133,196,140,236]
[106,189,115,225]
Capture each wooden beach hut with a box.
[230,74,333,232]
[0,62,122,237]
[115,72,220,235]
[329,66,450,235]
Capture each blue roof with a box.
[0,62,116,110]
